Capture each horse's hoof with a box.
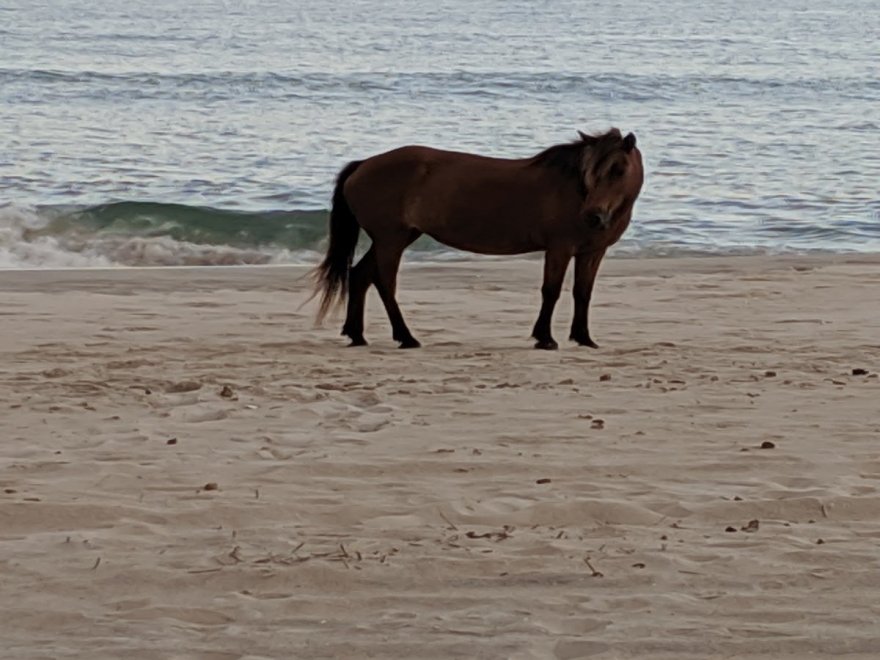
[534,338,558,350]
[347,337,368,347]
[570,334,599,349]
[398,337,422,349]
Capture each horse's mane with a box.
[529,139,588,180]
[529,129,624,196]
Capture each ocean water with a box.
[1,0,879,267]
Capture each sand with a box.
[1,254,879,659]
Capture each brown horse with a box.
[309,127,644,349]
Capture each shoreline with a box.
[3,250,880,287]
[3,248,880,275]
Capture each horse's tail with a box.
[310,159,364,323]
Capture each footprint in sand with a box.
[256,446,292,461]
[179,407,228,423]
[154,394,229,423]
[118,606,234,626]
[534,615,610,635]
[554,639,611,659]
[312,390,395,433]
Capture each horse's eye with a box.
[608,164,625,179]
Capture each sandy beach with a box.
[1,254,879,659]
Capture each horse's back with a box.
[348,145,510,186]
[343,145,519,219]
[346,145,433,192]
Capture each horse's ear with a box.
[578,130,597,144]
[623,132,636,152]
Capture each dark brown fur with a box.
[310,128,644,349]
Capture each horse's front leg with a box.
[530,249,570,350]
[569,249,606,348]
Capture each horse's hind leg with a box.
[341,246,376,346]
[374,229,422,349]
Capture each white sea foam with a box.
[0,206,114,269]
[0,205,319,269]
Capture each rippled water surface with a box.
[1,0,879,266]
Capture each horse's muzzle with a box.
[586,211,612,229]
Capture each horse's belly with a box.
[415,211,540,255]
[410,190,549,255]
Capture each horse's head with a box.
[579,128,644,229]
